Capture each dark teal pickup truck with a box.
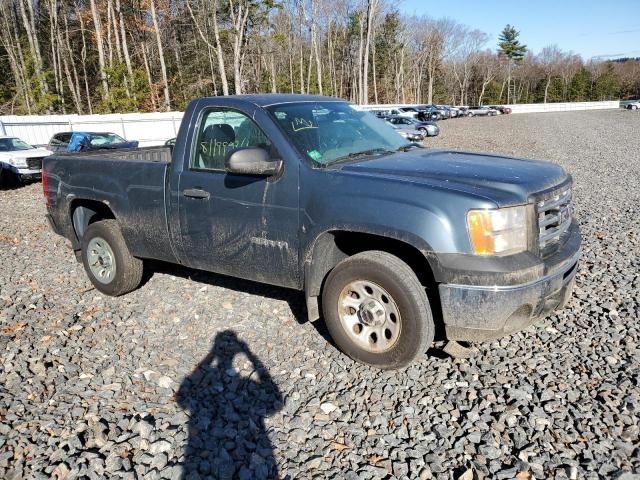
[43,95,581,369]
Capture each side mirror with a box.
[225,147,282,177]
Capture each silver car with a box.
[385,121,425,142]
[466,106,498,117]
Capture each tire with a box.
[632,105,638,110]
[81,219,143,296]
[0,170,20,188]
[467,112,473,117]
[321,251,434,369]
[419,127,428,136]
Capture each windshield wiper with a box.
[331,148,395,165]
[397,143,421,152]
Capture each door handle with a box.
[183,188,210,199]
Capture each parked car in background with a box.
[0,136,51,186]
[385,121,425,142]
[368,109,390,118]
[48,131,139,153]
[389,107,421,119]
[415,106,443,121]
[466,106,498,117]
[448,106,462,118]
[420,105,451,120]
[387,116,439,137]
[436,105,460,118]
[488,105,512,114]
[625,101,640,110]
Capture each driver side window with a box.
[193,109,271,171]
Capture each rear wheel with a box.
[321,251,434,369]
[81,220,143,296]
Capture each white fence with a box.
[356,100,620,114]
[0,111,184,147]
[506,101,620,114]
[0,100,622,147]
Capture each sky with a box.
[399,0,640,60]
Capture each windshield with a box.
[266,102,410,166]
[402,118,419,124]
[0,137,32,152]
[88,133,127,146]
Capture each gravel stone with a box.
[1,110,639,478]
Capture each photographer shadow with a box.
[177,330,283,479]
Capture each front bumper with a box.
[9,166,42,180]
[406,133,425,141]
[438,224,581,341]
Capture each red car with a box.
[489,105,512,114]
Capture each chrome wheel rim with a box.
[338,280,402,353]
[87,237,116,284]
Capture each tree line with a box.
[1,0,639,115]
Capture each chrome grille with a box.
[537,186,573,249]
[26,156,44,170]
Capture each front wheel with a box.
[467,112,473,117]
[81,220,143,296]
[322,251,434,369]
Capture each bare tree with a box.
[228,0,251,94]
[361,0,378,103]
[538,45,564,103]
[476,50,499,105]
[17,0,50,108]
[186,0,229,95]
[149,0,170,110]
[89,0,110,100]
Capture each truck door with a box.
[175,106,300,289]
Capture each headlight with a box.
[6,157,27,168]
[467,206,528,255]
[398,131,408,138]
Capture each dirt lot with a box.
[1,109,638,479]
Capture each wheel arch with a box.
[304,229,442,324]
[69,198,117,246]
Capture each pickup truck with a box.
[43,94,581,369]
[0,136,51,186]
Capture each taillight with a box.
[42,161,50,208]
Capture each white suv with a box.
[0,136,52,186]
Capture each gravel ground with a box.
[1,109,639,480]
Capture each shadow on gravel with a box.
[142,260,336,345]
[177,330,283,479]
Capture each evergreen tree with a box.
[569,67,591,101]
[497,25,527,104]
[593,63,620,100]
[498,25,527,63]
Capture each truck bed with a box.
[44,145,176,264]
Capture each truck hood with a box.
[337,149,568,206]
